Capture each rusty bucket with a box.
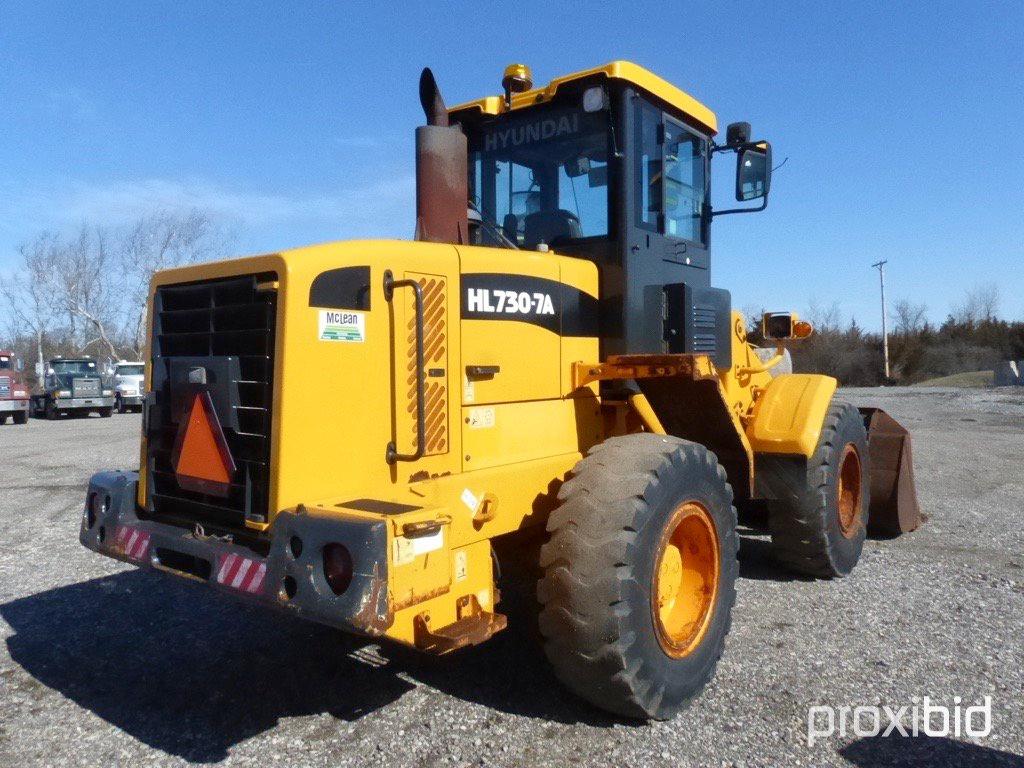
[859,408,923,536]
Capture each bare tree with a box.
[120,210,223,358]
[893,299,928,336]
[50,225,122,360]
[0,234,62,385]
[952,282,1000,325]
[806,299,843,334]
[974,282,1000,322]
[4,210,225,375]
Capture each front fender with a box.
[746,374,838,457]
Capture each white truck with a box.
[112,361,145,413]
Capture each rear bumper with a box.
[80,471,392,637]
[55,396,115,410]
[0,399,28,413]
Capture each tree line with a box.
[748,283,1023,385]
[1,211,226,384]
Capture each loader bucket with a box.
[859,408,923,536]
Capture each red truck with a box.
[0,350,30,425]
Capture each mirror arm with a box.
[710,196,768,218]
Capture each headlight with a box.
[102,389,113,396]
[57,390,71,398]
[121,388,137,396]
[13,390,26,397]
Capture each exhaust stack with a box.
[415,68,468,244]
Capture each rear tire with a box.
[538,434,738,720]
[763,401,870,578]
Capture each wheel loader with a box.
[80,61,921,719]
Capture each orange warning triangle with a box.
[175,393,234,487]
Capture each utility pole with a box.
[872,260,890,380]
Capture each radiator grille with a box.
[72,378,101,398]
[0,376,9,397]
[145,273,277,530]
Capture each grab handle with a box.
[383,270,425,464]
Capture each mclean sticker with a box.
[466,288,555,316]
[318,310,365,342]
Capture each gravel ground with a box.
[1,388,1022,767]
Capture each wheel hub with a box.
[652,501,720,658]
[837,444,863,538]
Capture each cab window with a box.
[468,104,610,248]
[634,101,661,231]
[663,121,706,243]
[633,100,708,244]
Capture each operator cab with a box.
[449,62,771,362]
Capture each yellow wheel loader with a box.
[80,61,921,719]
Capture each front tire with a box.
[538,434,738,720]
[763,401,870,577]
[13,411,28,425]
[116,395,125,414]
[45,400,59,420]
[99,407,113,418]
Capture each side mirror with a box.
[15,359,24,372]
[762,311,813,340]
[736,143,772,202]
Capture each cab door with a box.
[457,246,561,405]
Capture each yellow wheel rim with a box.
[652,501,720,658]
[837,444,863,539]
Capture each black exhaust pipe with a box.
[414,68,468,244]
[419,68,449,127]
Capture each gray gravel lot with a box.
[1,387,1022,767]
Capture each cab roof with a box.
[449,60,717,135]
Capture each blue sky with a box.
[2,1,1022,328]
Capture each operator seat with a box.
[523,209,582,249]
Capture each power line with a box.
[871,260,890,380]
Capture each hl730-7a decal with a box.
[466,288,555,316]
[460,273,599,337]
[461,274,561,333]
